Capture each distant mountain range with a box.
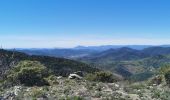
[13,45,170,58]
[10,45,170,81]
[74,45,153,50]
[80,47,170,62]
[16,49,99,59]
[75,45,170,50]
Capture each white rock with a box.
[137,89,141,92]
[57,76,62,79]
[68,74,82,79]
[153,84,157,86]
[14,86,22,96]
[115,84,119,88]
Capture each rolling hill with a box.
[79,47,147,63]
[0,49,99,80]
[79,47,170,64]
[77,47,170,81]
[142,47,170,56]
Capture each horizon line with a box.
[2,44,170,49]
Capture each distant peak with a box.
[74,46,86,49]
[118,47,134,50]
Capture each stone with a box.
[68,74,82,79]
[73,71,83,77]
[14,86,22,96]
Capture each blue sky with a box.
[0,0,170,48]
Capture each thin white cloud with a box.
[0,35,170,48]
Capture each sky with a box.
[0,0,170,48]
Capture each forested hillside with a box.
[77,47,170,81]
[0,49,98,80]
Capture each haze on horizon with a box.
[0,0,170,48]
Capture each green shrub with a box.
[60,96,84,100]
[29,87,46,98]
[165,71,170,87]
[149,75,164,85]
[45,75,59,85]
[129,71,154,82]
[128,83,146,90]
[159,64,170,86]
[159,64,170,74]
[7,60,49,86]
[85,71,117,83]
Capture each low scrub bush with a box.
[85,71,118,83]
[159,64,170,86]
[7,60,50,86]
[165,71,170,87]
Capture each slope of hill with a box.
[1,74,170,100]
[77,47,170,81]
[142,47,170,56]
[79,47,170,66]
[140,55,170,68]
[79,47,147,63]
[0,49,98,80]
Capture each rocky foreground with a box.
[0,77,170,100]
